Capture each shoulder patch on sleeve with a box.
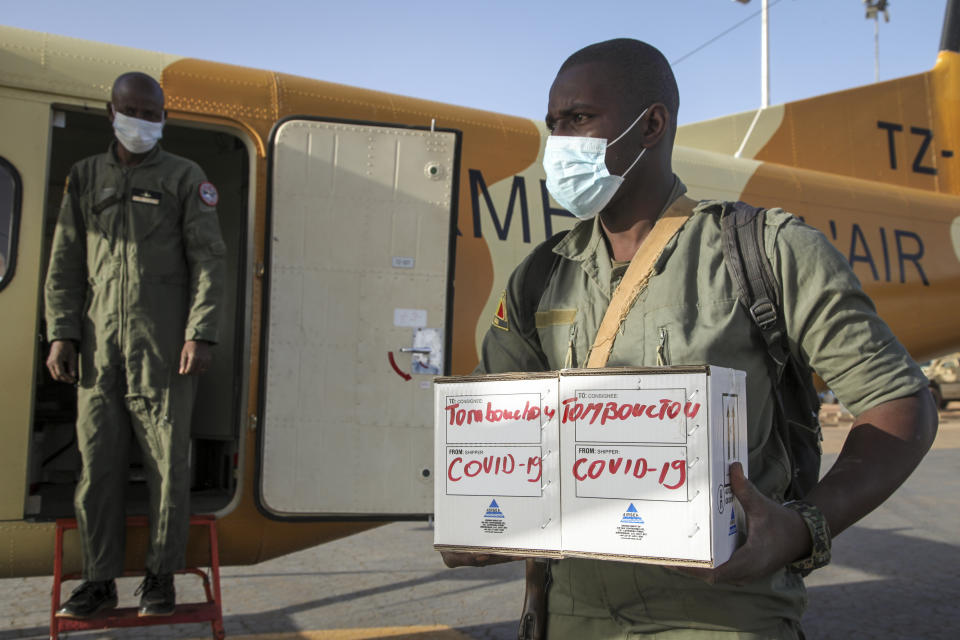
[491,291,509,331]
[198,181,219,206]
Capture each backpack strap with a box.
[512,230,570,369]
[721,202,821,500]
[721,202,788,373]
[520,231,569,324]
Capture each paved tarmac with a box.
[2,408,958,640]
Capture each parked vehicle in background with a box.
[922,354,960,409]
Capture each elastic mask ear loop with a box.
[620,147,647,179]
[606,106,650,179]
[607,106,650,147]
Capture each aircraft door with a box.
[0,95,50,521]
[259,119,458,518]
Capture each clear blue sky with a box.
[1,0,949,124]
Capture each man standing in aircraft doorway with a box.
[442,39,937,638]
[45,72,225,619]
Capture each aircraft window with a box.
[0,157,22,292]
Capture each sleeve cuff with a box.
[185,327,219,344]
[47,324,81,343]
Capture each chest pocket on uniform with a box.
[87,191,122,238]
[535,308,579,368]
[130,188,178,242]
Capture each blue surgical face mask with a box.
[542,107,649,220]
[112,110,164,154]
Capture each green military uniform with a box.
[478,179,927,637]
[45,143,225,580]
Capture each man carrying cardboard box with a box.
[441,39,937,639]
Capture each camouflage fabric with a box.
[783,501,832,577]
[45,143,225,579]
[477,177,926,635]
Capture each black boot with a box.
[56,579,118,618]
[136,571,176,616]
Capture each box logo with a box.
[615,503,647,542]
[480,499,508,534]
[621,503,644,524]
[484,499,504,519]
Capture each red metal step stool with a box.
[50,514,225,640]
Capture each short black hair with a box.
[559,39,679,123]
[111,72,164,104]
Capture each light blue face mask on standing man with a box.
[543,106,649,220]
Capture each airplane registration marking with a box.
[877,121,941,175]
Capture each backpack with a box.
[720,202,822,500]
[521,203,822,500]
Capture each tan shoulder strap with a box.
[586,195,697,368]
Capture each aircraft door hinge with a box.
[248,413,258,432]
[255,262,265,279]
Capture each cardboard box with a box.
[434,366,747,568]
[557,367,746,567]
[433,372,562,556]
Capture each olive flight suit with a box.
[45,143,225,580]
[478,179,927,638]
